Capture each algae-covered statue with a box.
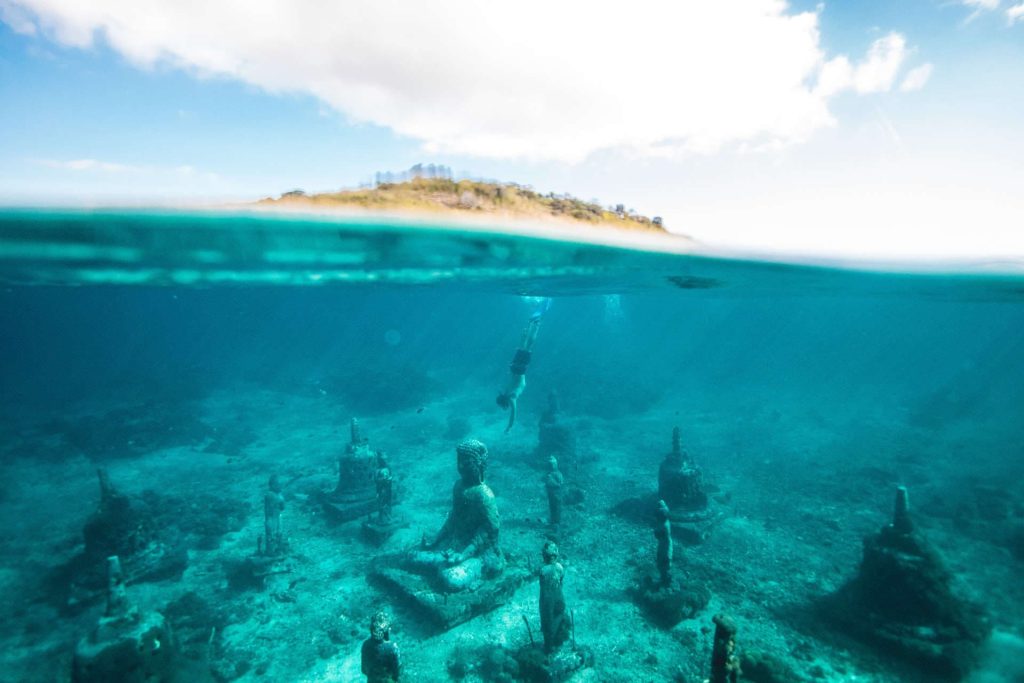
[361,611,400,683]
[656,426,716,544]
[632,499,709,628]
[263,475,286,557]
[538,541,570,653]
[409,439,504,591]
[544,456,564,529]
[362,450,407,544]
[72,556,176,682]
[654,499,673,587]
[371,439,528,631]
[321,417,379,522]
[709,613,741,683]
[822,486,989,680]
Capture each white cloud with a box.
[36,158,136,172]
[33,157,220,181]
[2,1,919,162]
[962,0,1000,9]
[899,63,933,91]
[1008,2,1024,23]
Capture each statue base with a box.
[318,490,377,523]
[72,611,175,683]
[370,554,529,631]
[361,516,409,545]
[631,572,710,629]
[515,643,594,683]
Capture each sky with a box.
[0,0,1022,260]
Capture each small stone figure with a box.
[536,390,577,468]
[545,456,564,528]
[655,500,673,587]
[411,439,504,592]
[362,450,407,544]
[72,555,175,682]
[361,611,401,683]
[263,475,286,556]
[322,417,379,522]
[709,614,740,683]
[632,498,710,628]
[375,452,394,523]
[538,541,570,653]
[823,486,989,679]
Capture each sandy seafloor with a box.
[0,282,1023,683]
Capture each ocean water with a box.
[0,209,1022,683]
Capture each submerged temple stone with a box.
[710,614,741,683]
[536,390,577,468]
[72,556,176,683]
[371,439,528,631]
[655,426,716,544]
[823,486,989,680]
[322,418,379,522]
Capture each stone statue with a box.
[372,438,527,630]
[655,426,715,544]
[263,475,286,556]
[361,611,400,683]
[322,417,378,522]
[375,451,394,523]
[654,499,673,587]
[536,390,577,468]
[72,555,175,682]
[823,486,989,678]
[538,541,570,653]
[710,614,740,683]
[544,456,564,528]
[410,439,504,592]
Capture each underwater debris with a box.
[71,555,176,683]
[535,390,577,470]
[823,486,990,680]
[371,439,528,631]
[321,418,379,523]
[632,499,711,628]
[361,611,401,683]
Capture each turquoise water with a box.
[0,210,1022,682]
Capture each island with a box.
[257,166,667,233]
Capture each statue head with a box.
[542,540,559,564]
[376,450,389,468]
[369,611,391,641]
[456,439,488,484]
[548,455,558,472]
[268,474,283,493]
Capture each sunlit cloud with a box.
[1,1,924,163]
[899,63,934,91]
[1008,2,1024,23]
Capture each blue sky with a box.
[0,0,1021,258]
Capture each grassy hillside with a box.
[258,177,667,232]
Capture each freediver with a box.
[496,299,550,433]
